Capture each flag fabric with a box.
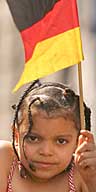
[7,0,84,91]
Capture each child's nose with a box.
[39,141,54,156]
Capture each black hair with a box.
[12,80,91,162]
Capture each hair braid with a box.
[12,79,41,159]
[12,125,19,160]
[28,97,41,133]
[13,79,41,126]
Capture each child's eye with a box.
[57,138,68,145]
[26,135,39,143]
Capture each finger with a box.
[80,130,95,143]
[75,141,95,154]
[77,157,96,169]
[76,151,96,163]
[77,134,85,146]
[74,153,80,165]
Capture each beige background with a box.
[0,0,96,141]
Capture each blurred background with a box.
[0,0,96,141]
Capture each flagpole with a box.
[78,62,85,130]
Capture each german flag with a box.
[7,0,84,91]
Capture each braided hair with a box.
[12,80,91,162]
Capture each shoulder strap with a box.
[68,163,76,192]
[7,158,17,192]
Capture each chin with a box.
[31,171,58,181]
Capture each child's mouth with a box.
[32,161,57,169]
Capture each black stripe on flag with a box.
[7,0,58,31]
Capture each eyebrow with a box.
[21,131,72,139]
[55,135,72,140]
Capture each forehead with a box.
[20,111,77,137]
[33,114,76,133]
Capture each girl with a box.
[0,80,96,192]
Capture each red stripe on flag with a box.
[21,0,79,62]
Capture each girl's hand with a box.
[74,130,96,180]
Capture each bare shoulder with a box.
[0,140,15,191]
[74,166,89,192]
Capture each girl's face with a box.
[18,112,78,181]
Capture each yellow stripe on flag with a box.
[13,27,84,92]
